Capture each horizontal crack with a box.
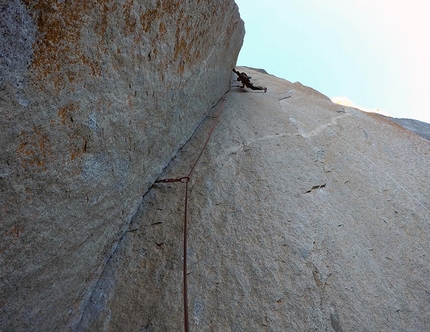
[305,183,326,194]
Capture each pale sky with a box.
[235,0,430,123]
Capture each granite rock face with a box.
[0,1,244,330]
[78,67,430,331]
[385,117,430,141]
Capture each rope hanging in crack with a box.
[155,92,228,332]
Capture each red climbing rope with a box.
[155,92,228,332]
[187,96,227,178]
[183,179,190,332]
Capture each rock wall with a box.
[78,67,430,330]
[0,1,244,330]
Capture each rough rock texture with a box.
[385,117,430,141]
[79,67,430,331]
[0,1,244,330]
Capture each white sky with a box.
[235,0,430,123]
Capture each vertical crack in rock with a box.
[73,199,143,331]
[4,4,430,329]
[54,66,430,331]
[73,91,229,330]
[1,0,244,330]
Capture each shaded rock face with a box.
[0,0,244,330]
[80,67,430,331]
[385,117,430,141]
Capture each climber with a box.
[232,68,267,93]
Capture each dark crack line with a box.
[72,90,230,331]
[305,183,326,194]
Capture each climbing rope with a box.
[155,92,228,332]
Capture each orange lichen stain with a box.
[153,47,158,59]
[123,0,136,35]
[23,0,106,89]
[159,22,167,37]
[169,4,220,76]
[137,2,210,76]
[70,137,87,161]
[160,0,180,13]
[127,95,134,109]
[66,70,77,84]
[96,97,112,111]
[178,62,185,75]
[10,225,22,238]
[226,20,239,41]
[50,74,63,92]
[139,8,158,33]
[96,2,118,38]
[57,103,78,126]
[56,102,88,161]
[174,36,188,62]
[139,0,180,33]
[17,126,52,170]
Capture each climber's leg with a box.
[246,83,267,92]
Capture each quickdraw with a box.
[155,92,228,332]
